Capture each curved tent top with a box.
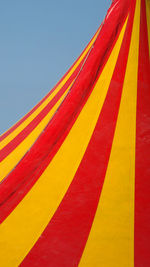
[0,0,150,266]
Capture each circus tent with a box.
[0,0,150,266]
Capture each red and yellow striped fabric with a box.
[0,0,150,266]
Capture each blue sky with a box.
[0,0,111,134]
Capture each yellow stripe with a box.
[0,30,99,150]
[0,18,127,267]
[146,0,150,57]
[79,2,140,266]
[0,81,74,182]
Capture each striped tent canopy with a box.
[0,0,150,266]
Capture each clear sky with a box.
[0,0,111,135]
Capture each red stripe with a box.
[0,0,129,224]
[0,28,101,142]
[135,0,150,266]
[20,3,135,266]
